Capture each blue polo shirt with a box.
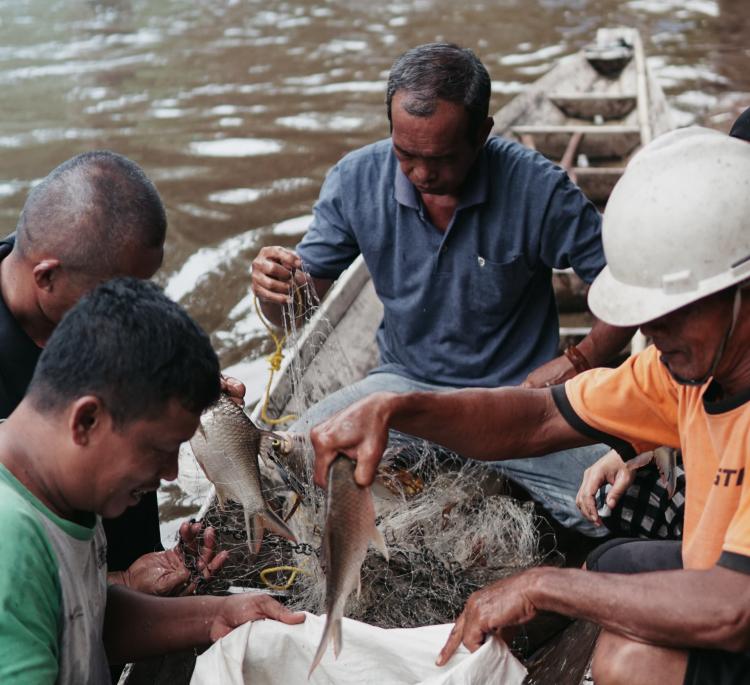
[297,136,604,388]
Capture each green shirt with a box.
[0,465,109,684]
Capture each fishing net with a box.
[284,439,544,629]
[173,270,546,630]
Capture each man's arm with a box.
[577,319,636,369]
[0,507,60,683]
[438,564,750,663]
[103,585,304,663]
[523,318,636,388]
[311,386,591,487]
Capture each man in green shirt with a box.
[0,277,303,683]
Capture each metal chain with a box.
[289,541,318,557]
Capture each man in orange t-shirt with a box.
[309,127,750,685]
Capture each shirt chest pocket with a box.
[465,254,531,317]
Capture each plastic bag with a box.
[191,612,526,685]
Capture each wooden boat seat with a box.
[511,124,641,160]
[549,93,637,121]
[572,167,624,204]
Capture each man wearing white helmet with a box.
[310,127,750,684]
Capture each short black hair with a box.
[16,150,166,276]
[386,43,491,141]
[730,107,750,142]
[27,278,220,426]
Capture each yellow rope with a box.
[254,293,297,426]
[259,565,309,591]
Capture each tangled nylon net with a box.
[185,440,543,630]
[175,272,546,629]
[286,442,544,628]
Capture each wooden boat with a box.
[493,27,672,209]
[253,26,674,428]
[122,27,673,685]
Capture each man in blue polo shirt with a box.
[252,43,633,536]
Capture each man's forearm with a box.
[576,319,636,368]
[385,386,588,461]
[107,570,128,586]
[529,565,750,652]
[103,585,220,662]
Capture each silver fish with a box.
[190,394,296,554]
[309,455,388,677]
[627,446,678,499]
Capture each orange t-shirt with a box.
[559,345,750,571]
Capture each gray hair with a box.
[386,43,491,140]
[16,150,166,277]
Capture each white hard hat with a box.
[588,126,750,327]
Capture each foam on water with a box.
[276,113,365,132]
[188,138,283,157]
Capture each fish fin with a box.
[260,506,297,543]
[654,447,677,499]
[308,613,337,678]
[319,525,330,573]
[245,509,263,556]
[215,485,231,511]
[370,523,389,562]
[332,615,342,658]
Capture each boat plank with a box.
[549,93,637,120]
[510,125,641,160]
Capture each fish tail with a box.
[332,614,342,658]
[371,523,389,562]
[245,509,263,556]
[308,612,342,678]
[308,612,335,678]
[260,506,298,543]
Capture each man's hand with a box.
[311,392,396,488]
[437,570,542,666]
[208,593,305,642]
[251,246,306,305]
[220,374,246,407]
[576,449,636,526]
[521,354,577,388]
[109,522,229,596]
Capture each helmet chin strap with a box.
[663,287,743,386]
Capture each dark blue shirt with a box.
[297,136,604,388]
[0,236,41,416]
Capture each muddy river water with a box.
[0,0,748,538]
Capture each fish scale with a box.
[190,394,296,555]
[309,455,389,676]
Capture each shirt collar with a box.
[392,142,490,210]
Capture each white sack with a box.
[191,612,527,685]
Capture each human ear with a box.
[32,259,61,293]
[69,396,104,446]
